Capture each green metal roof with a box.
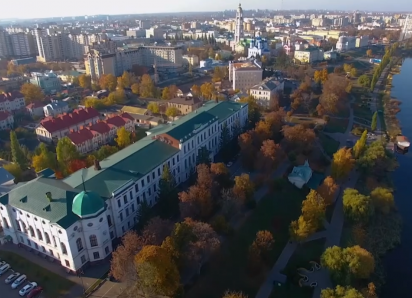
[0,178,81,228]
[63,138,180,198]
[206,101,245,123]
[72,191,105,218]
[167,112,216,140]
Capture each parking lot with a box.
[0,267,43,298]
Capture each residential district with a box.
[0,4,410,298]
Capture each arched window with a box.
[29,226,35,237]
[2,218,9,229]
[107,215,112,227]
[89,235,98,247]
[44,232,51,244]
[76,238,83,252]
[36,229,43,241]
[61,242,67,255]
[21,222,27,233]
[15,220,21,231]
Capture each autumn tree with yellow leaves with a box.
[331,147,355,180]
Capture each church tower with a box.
[234,3,244,43]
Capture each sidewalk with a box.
[0,243,110,298]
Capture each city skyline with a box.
[1,0,412,20]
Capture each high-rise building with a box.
[10,32,37,57]
[234,3,244,44]
[0,30,13,58]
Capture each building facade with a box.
[294,47,324,63]
[249,77,284,106]
[0,101,248,272]
[43,101,69,117]
[30,72,62,94]
[0,92,25,113]
[229,60,263,91]
[0,111,14,130]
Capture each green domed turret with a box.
[72,191,105,218]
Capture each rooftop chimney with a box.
[46,192,52,202]
[94,159,101,171]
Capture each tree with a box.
[239,96,261,128]
[32,143,56,172]
[219,123,231,162]
[78,74,91,89]
[168,85,179,99]
[56,137,79,174]
[115,127,131,148]
[314,70,322,84]
[346,245,375,279]
[120,71,132,88]
[251,230,274,261]
[256,140,283,179]
[331,148,355,180]
[161,221,195,265]
[371,111,378,131]
[147,102,160,114]
[84,97,105,109]
[142,217,173,246]
[282,124,316,152]
[358,74,371,88]
[343,188,372,222]
[10,131,27,169]
[239,131,257,170]
[302,190,326,229]
[179,184,213,220]
[131,82,140,95]
[99,74,117,91]
[135,245,180,297]
[20,83,43,103]
[233,173,255,204]
[317,176,338,205]
[166,106,179,119]
[370,187,394,214]
[157,164,179,219]
[353,130,367,159]
[3,163,22,182]
[197,146,211,165]
[289,216,314,241]
[222,291,248,298]
[68,159,88,174]
[343,63,352,73]
[140,74,155,98]
[96,145,118,160]
[366,49,373,57]
[321,68,329,83]
[350,67,358,77]
[357,141,397,175]
[162,86,171,99]
[191,84,201,97]
[200,82,215,99]
[321,286,364,298]
[210,162,232,189]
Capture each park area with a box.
[318,133,340,157]
[185,181,308,298]
[323,118,349,134]
[0,251,75,298]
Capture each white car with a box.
[11,274,26,289]
[226,162,233,167]
[19,282,37,297]
[19,282,37,296]
[5,272,20,284]
[0,263,10,276]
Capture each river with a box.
[381,58,412,297]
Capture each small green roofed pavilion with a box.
[72,191,105,218]
[288,160,313,189]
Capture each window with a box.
[99,217,103,222]
[29,226,35,237]
[119,212,123,221]
[27,239,31,246]
[158,168,161,176]
[76,238,83,252]
[107,215,112,227]
[141,180,145,187]
[122,226,125,233]
[126,208,129,217]
[93,252,100,260]
[65,260,70,267]
[131,204,135,213]
[81,255,87,264]
[135,184,139,192]
[42,246,46,252]
[36,229,43,241]
[123,195,127,204]
[105,246,110,255]
[152,172,155,179]
[49,249,53,256]
[45,232,51,244]
[117,200,121,208]
[89,235,98,247]
[110,231,115,239]
[61,242,67,255]
[147,176,150,183]
[87,223,93,227]
[148,188,151,196]
[177,155,180,162]
[129,191,133,201]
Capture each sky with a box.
[1,0,412,20]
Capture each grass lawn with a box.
[0,251,75,298]
[318,133,340,157]
[324,118,349,134]
[269,239,326,298]
[185,182,308,298]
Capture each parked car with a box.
[19,282,37,297]
[11,274,27,289]
[0,263,11,276]
[226,161,233,167]
[5,272,20,284]
[27,286,43,298]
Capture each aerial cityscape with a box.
[0,3,412,298]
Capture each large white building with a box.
[0,101,248,272]
[0,92,25,112]
[249,77,284,107]
[335,36,357,52]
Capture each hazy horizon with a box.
[1,0,412,20]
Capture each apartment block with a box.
[229,60,263,91]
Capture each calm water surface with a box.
[381,58,412,297]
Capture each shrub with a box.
[211,215,233,235]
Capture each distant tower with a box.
[234,3,244,44]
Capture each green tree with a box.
[239,95,261,129]
[350,68,358,77]
[10,131,27,169]
[157,165,179,219]
[357,141,397,175]
[371,111,378,131]
[147,102,160,114]
[115,127,131,148]
[321,285,364,298]
[134,245,180,297]
[161,222,195,264]
[96,145,118,160]
[78,74,92,89]
[219,123,231,162]
[20,83,43,103]
[353,130,367,159]
[56,137,79,173]
[136,198,152,229]
[32,143,56,172]
[166,106,179,119]
[343,188,372,222]
[370,187,394,214]
[197,146,211,165]
[357,75,370,88]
